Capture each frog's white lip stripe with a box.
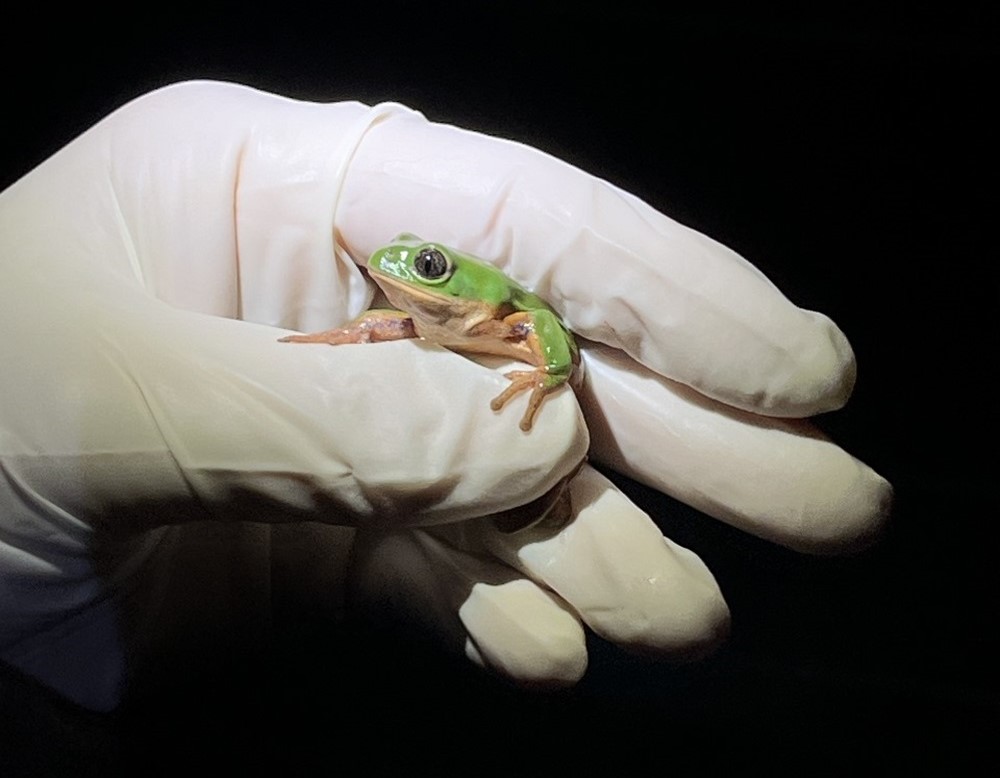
[369,269,449,304]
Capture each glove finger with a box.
[348,528,588,687]
[337,108,854,417]
[1,288,587,534]
[580,342,893,552]
[438,464,730,659]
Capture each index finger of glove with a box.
[337,109,855,418]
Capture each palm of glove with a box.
[0,82,890,710]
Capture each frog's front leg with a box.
[490,310,575,432]
[490,368,563,432]
[278,309,416,345]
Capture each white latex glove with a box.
[0,81,891,711]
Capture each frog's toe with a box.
[489,370,538,411]
[518,386,550,432]
[490,370,553,432]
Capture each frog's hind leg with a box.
[490,369,550,432]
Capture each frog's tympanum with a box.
[281,234,579,432]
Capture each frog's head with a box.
[367,233,514,306]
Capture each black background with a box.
[2,5,995,773]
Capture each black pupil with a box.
[414,248,448,279]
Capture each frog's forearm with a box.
[278,309,416,345]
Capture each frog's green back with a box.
[450,252,551,312]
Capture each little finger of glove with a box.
[348,529,588,687]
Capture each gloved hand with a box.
[0,81,891,711]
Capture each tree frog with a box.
[280,234,579,432]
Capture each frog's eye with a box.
[412,247,454,283]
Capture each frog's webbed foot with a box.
[278,311,416,346]
[490,369,553,432]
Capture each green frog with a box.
[280,234,579,432]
